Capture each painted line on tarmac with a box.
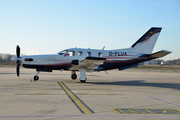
[145,96,180,108]
[110,108,180,115]
[0,114,180,119]
[57,81,94,114]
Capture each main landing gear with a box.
[79,69,87,83]
[71,70,87,82]
[32,70,88,82]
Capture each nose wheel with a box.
[34,75,39,81]
[33,71,40,81]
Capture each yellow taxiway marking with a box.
[57,81,94,114]
[111,108,180,115]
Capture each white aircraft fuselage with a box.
[21,48,138,70]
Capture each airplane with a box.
[11,27,171,82]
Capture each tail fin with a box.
[130,27,162,54]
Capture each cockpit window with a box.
[58,50,68,55]
[67,51,75,56]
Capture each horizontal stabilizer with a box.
[148,50,171,58]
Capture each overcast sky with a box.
[0,0,179,60]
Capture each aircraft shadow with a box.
[0,73,66,75]
[86,80,180,90]
[0,73,33,75]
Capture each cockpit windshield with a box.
[58,50,68,55]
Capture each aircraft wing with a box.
[147,50,171,58]
[69,56,106,72]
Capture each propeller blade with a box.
[16,45,20,58]
[16,60,20,77]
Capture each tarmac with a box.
[0,67,180,120]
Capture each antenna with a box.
[102,46,106,50]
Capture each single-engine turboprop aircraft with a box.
[12,27,171,82]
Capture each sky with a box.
[0,0,179,60]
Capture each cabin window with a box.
[98,52,102,57]
[65,51,75,56]
[78,51,83,56]
[87,52,91,56]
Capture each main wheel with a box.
[80,80,86,83]
[71,74,77,80]
[80,77,87,83]
[34,75,39,81]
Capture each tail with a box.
[129,27,162,54]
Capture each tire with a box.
[80,80,86,83]
[71,74,77,80]
[80,77,87,82]
[34,75,39,81]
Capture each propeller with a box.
[16,45,20,77]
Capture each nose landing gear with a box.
[33,71,40,81]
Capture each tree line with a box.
[165,59,180,65]
[0,53,15,63]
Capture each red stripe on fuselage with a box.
[104,60,132,63]
[39,62,72,66]
[104,55,141,60]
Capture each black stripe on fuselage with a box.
[23,64,70,70]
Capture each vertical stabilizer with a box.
[130,27,162,54]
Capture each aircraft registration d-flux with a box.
[12,27,171,82]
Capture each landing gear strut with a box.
[79,69,87,82]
